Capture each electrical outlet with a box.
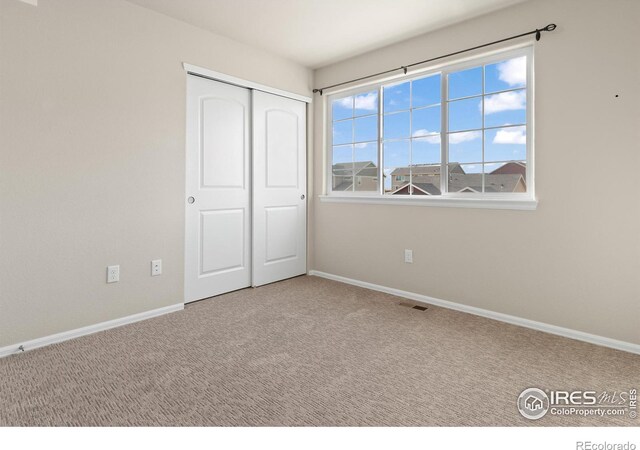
[151,259,162,276]
[404,249,413,264]
[107,265,120,283]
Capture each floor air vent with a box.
[398,302,428,311]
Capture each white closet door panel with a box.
[252,91,307,286]
[266,110,299,188]
[201,98,246,188]
[200,209,245,274]
[185,75,251,302]
[265,206,299,262]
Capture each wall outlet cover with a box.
[404,249,413,263]
[151,259,162,276]
[107,265,120,283]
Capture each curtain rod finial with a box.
[537,23,557,40]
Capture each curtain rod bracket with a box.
[401,66,408,74]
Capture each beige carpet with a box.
[0,275,638,426]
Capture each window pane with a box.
[448,164,482,193]
[354,91,378,116]
[412,106,440,137]
[384,81,410,112]
[485,56,526,94]
[448,97,482,132]
[484,162,527,193]
[448,66,482,100]
[412,74,441,108]
[332,119,352,145]
[383,140,410,194]
[355,142,377,164]
[354,115,377,143]
[484,89,526,128]
[448,131,482,164]
[383,111,410,139]
[485,126,526,162]
[332,145,353,192]
[332,144,352,164]
[412,138,442,196]
[354,143,378,192]
[332,96,353,121]
[412,137,441,165]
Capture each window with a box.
[326,47,534,208]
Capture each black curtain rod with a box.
[313,23,556,95]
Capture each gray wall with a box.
[312,0,640,345]
[0,0,312,347]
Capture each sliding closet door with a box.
[184,75,251,303]
[252,91,307,286]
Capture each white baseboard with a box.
[309,270,640,356]
[0,303,184,359]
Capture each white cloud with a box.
[335,97,353,109]
[354,92,377,111]
[412,130,441,144]
[484,90,526,115]
[449,131,481,144]
[498,56,526,86]
[493,127,526,145]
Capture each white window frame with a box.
[322,45,536,210]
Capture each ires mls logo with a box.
[518,388,550,420]
[549,390,598,405]
[517,388,638,420]
[629,388,637,419]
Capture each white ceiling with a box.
[126,0,529,68]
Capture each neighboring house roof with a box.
[490,161,526,176]
[332,161,377,177]
[413,183,441,195]
[391,182,441,195]
[448,164,466,174]
[390,173,525,194]
[390,163,464,176]
[449,173,525,193]
[335,161,525,193]
[357,167,378,177]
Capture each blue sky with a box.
[332,56,527,189]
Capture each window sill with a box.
[318,195,538,210]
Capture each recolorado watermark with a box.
[576,442,636,450]
[517,387,637,421]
